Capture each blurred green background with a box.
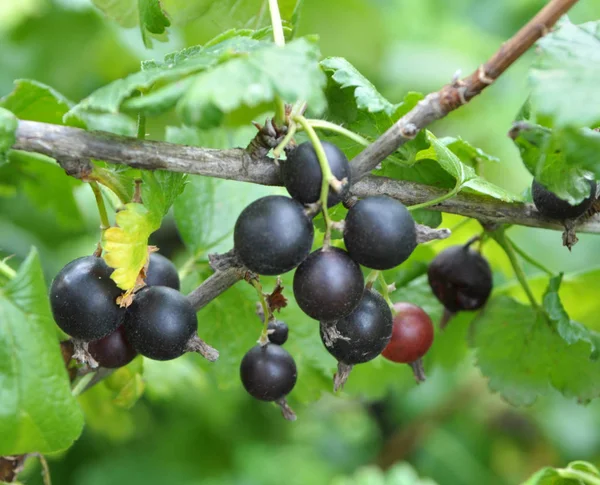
[2,1,600,484]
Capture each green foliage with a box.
[0,249,83,455]
[523,461,600,484]
[0,79,71,124]
[529,18,600,129]
[0,107,17,165]
[332,463,438,485]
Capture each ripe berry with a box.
[268,320,289,345]
[293,247,364,321]
[88,326,137,369]
[146,252,180,290]
[344,195,417,270]
[320,289,393,365]
[234,195,314,275]
[50,256,125,341]
[281,141,351,206]
[240,343,297,401]
[124,286,197,361]
[427,245,492,314]
[532,178,596,220]
[382,303,434,364]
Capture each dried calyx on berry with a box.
[320,289,393,391]
[427,241,492,328]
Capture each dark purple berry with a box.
[268,320,289,345]
[293,247,364,321]
[234,195,314,275]
[88,326,137,368]
[240,343,297,401]
[50,256,124,341]
[124,286,197,361]
[532,178,596,220]
[281,141,351,206]
[344,195,417,270]
[146,252,180,290]
[427,245,492,313]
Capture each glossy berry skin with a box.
[344,196,417,270]
[124,286,197,361]
[293,247,364,321]
[532,178,596,220]
[234,196,314,275]
[268,320,289,345]
[382,303,434,363]
[50,256,125,341]
[320,289,393,365]
[146,252,180,290]
[88,326,137,369]
[427,245,492,313]
[281,141,351,206]
[240,343,297,401]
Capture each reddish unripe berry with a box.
[382,302,434,364]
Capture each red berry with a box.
[382,303,434,364]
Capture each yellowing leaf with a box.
[102,203,161,291]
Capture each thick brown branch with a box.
[349,0,580,180]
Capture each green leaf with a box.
[0,107,17,165]
[332,463,438,485]
[141,170,187,218]
[67,31,268,119]
[178,37,326,128]
[529,18,600,128]
[104,356,145,409]
[0,80,72,124]
[91,0,138,28]
[471,296,600,406]
[438,136,500,166]
[510,120,595,203]
[0,249,84,454]
[521,461,600,485]
[139,0,171,48]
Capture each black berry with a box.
[268,320,289,345]
[427,245,492,313]
[234,195,314,275]
[124,286,197,361]
[146,252,180,290]
[50,256,125,341]
[88,326,137,369]
[281,141,351,206]
[240,343,297,401]
[293,247,364,321]
[344,195,417,270]
[320,289,393,365]
[532,178,596,220]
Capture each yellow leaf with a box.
[102,203,161,291]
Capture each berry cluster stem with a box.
[137,113,147,140]
[507,236,554,276]
[273,121,297,158]
[492,229,540,311]
[294,115,338,246]
[306,119,370,147]
[365,270,379,289]
[377,273,396,315]
[251,279,272,344]
[408,181,461,211]
[88,166,131,205]
[89,182,110,232]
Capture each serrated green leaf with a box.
[139,0,171,48]
[0,80,72,124]
[521,461,600,485]
[471,296,600,406]
[178,37,326,128]
[529,18,600,128]
[0,108,17,166]
[102,203,161,290]
[439,136,500,165]
[0,249,84,454]
[68,32,267,119]
[141,170,186,218]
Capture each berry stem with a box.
[185,335,219,362]
[71,372,96,397]
[377,273,397,315]
[267,0,287,125]
[365,270,379,289]
[89,181,110,234]
[250,278,272,344]
[273,121,297,158]
[506,235,554,276]
[492,229,540,311]
[334,362,353,392]
[0,259,17,280]
[137,113,147,140]
[35,453,52,485]
[306,119,370,147]
[407,182,461,211]
[293,115,339,247]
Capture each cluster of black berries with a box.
[234,140,427,399]
[50,252,214,370]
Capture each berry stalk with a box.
[407,181,461,211]
[89,181,110,253]
[306,119,370,147]
[250,278,272,345]
[507,236,554,276]
[377,272,396,315]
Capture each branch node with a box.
[186,335,219,362]
[72,339,99,369]
[415,224,451,243]
[400,123,418,139]
[477,65,495,85]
